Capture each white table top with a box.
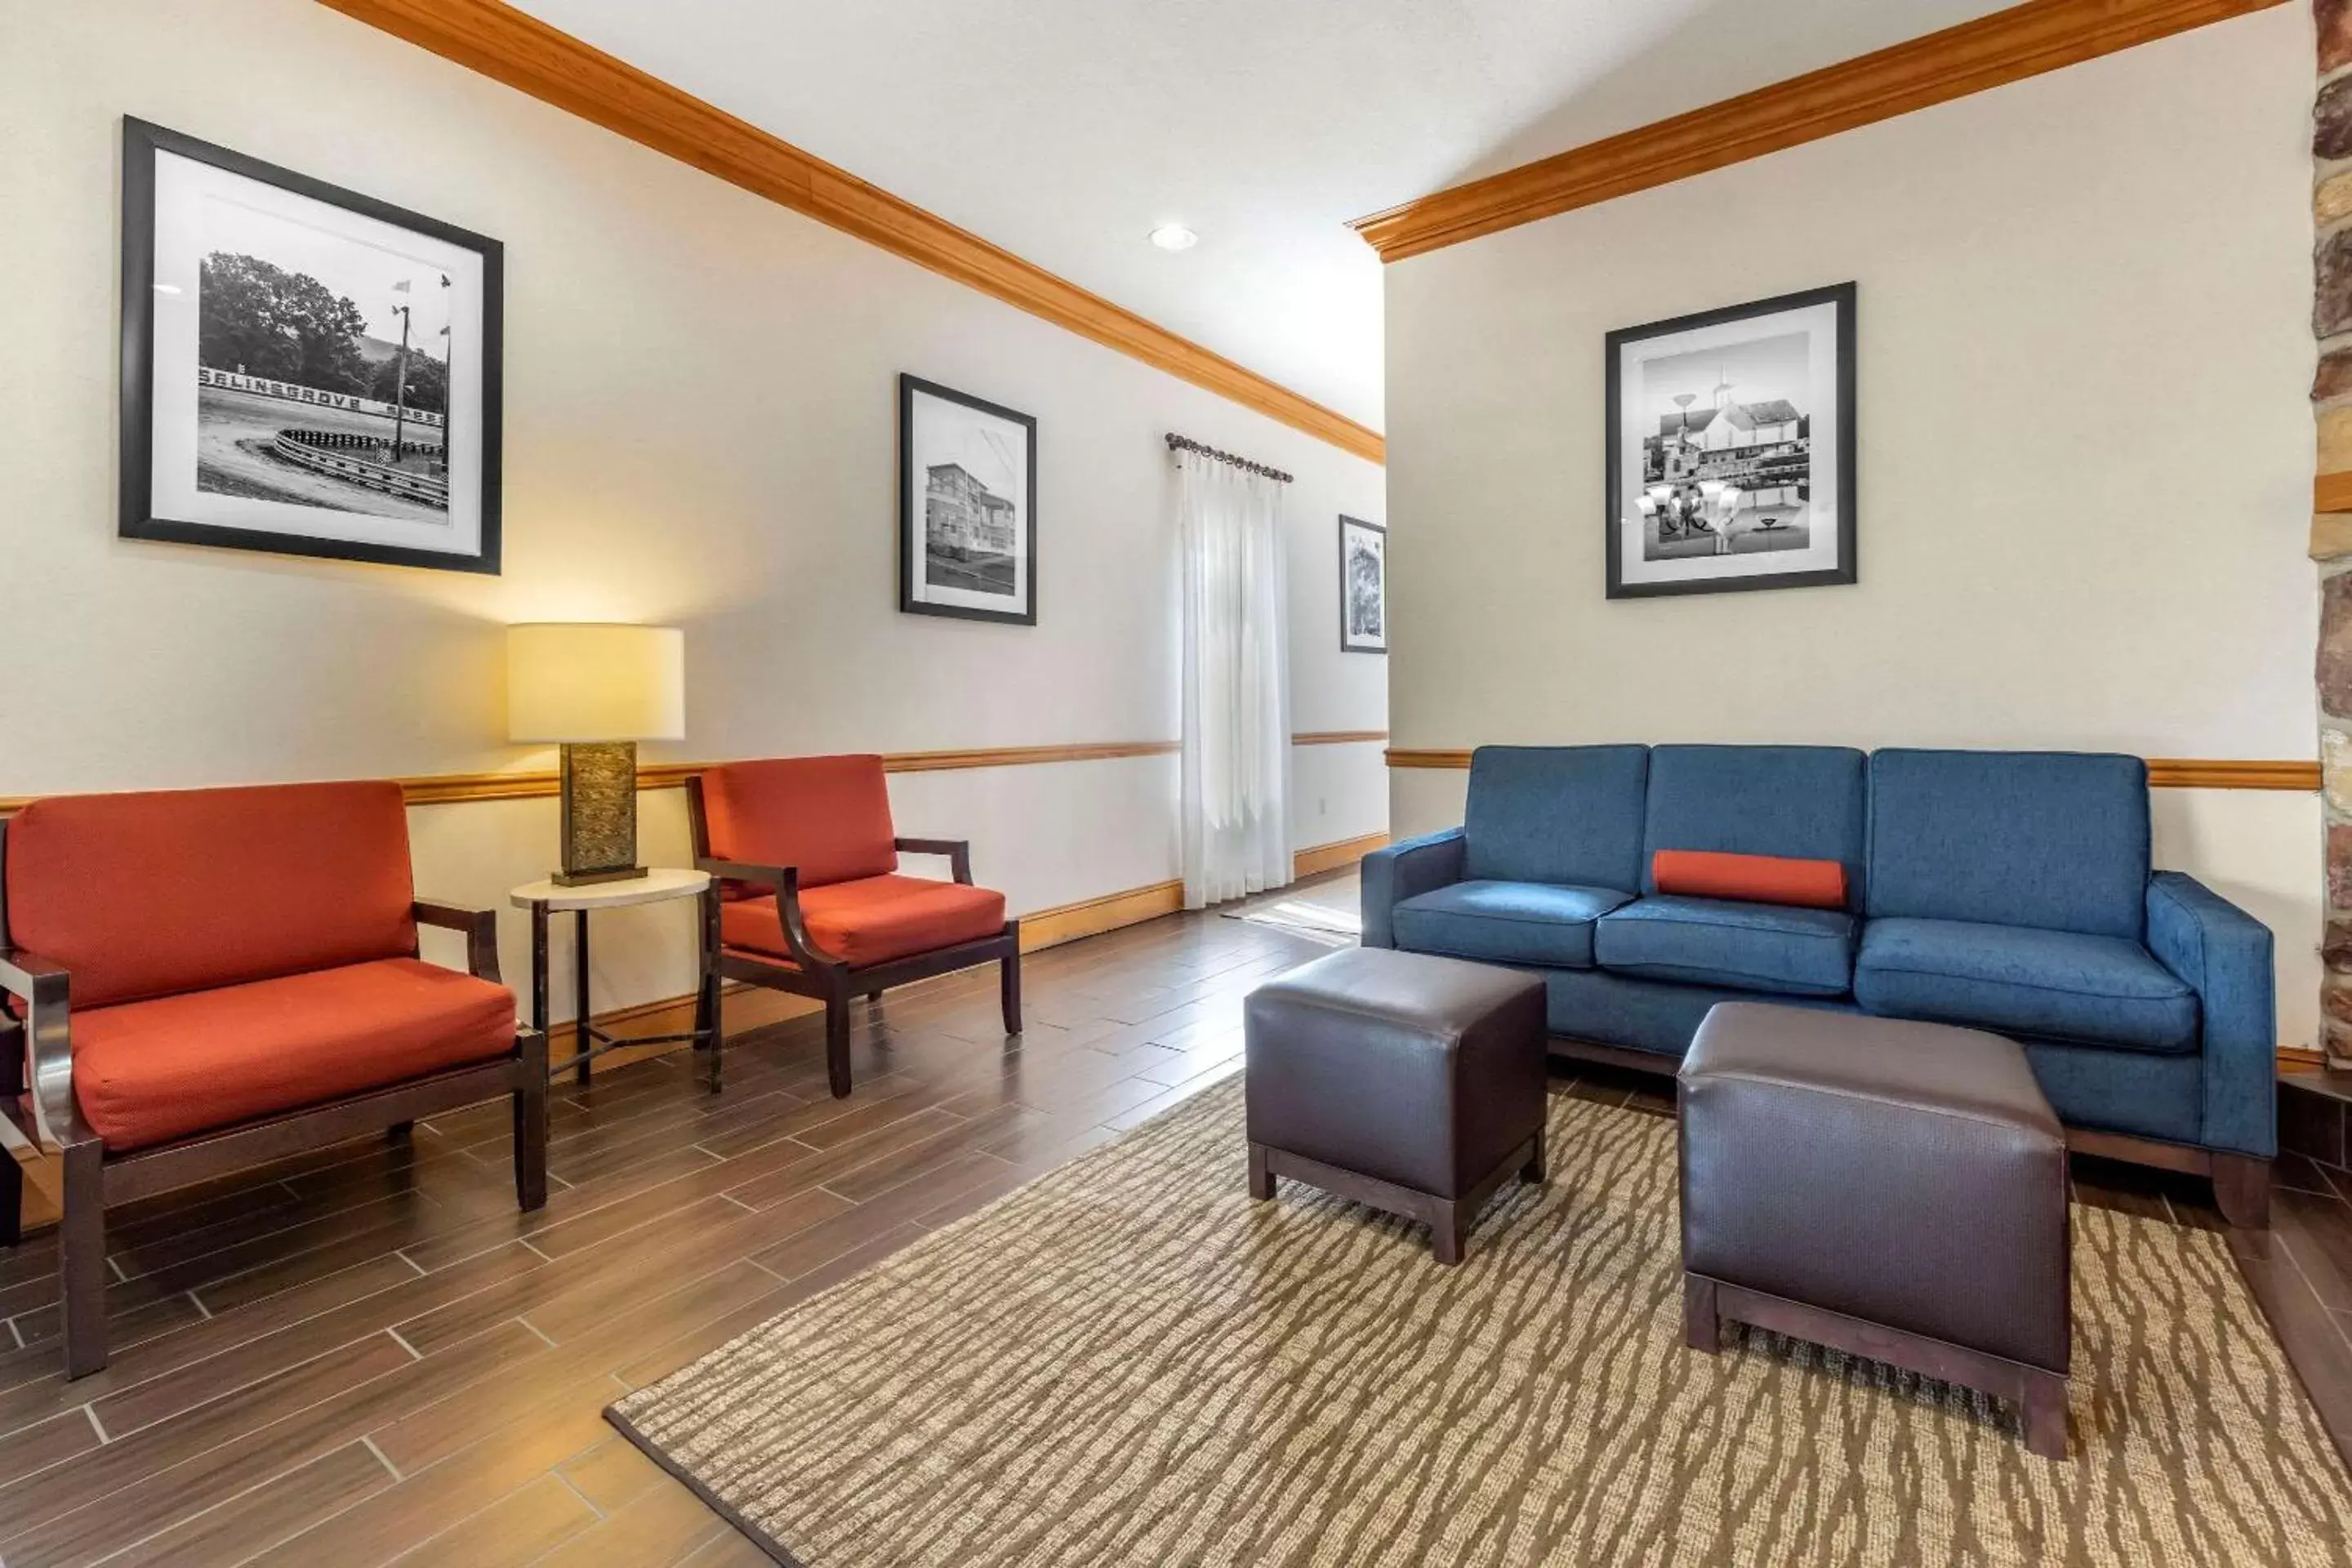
[510,866,711,911]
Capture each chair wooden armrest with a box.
[695,858,823,965]
[0,946,97,1152]
[412,899,503,983]
[893,837,973,884]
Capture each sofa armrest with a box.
[2145,871,2276,1158]
[895,837,973,884]
[1359,828,1467,949]
[413,900,502,984]
[0,946,95,1152]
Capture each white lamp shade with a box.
[507,623,686,742]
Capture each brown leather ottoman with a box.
[1244,947,1547,1264]
[1678,1003,2072,1459]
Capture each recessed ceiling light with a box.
[1148,224,1198,252]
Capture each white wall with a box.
[1,0,1385,1019]
[1383,9,2323,1049]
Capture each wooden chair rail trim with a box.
[311,0,1382,464]
[2317,471,2352,514]
[1383,750,2319,791]
[0,733,1399,813]
[1348,0,2284,262]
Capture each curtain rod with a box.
[1165,433,1293,484]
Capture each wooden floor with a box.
[0,882,2347,1564]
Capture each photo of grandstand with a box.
[124,121,501,573]
[194,195,454,524]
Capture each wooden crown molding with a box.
[1350,0,2284,262]
[1384,749,2319,791]
[310,0,1382,465]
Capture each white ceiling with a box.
[511,0,2020,433]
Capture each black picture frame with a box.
[1603,282,1855,600]
[1339,514,1387,655]
[898,373,1039,626]
[118,117,505,574]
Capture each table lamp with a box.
[507,622,685,884]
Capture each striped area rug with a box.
[608,1080,2351,1566]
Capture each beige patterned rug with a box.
[608,1080,2352,1566]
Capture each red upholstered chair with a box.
[0,781,548,1379]
[688,755,1021,1098]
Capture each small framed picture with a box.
[1339,515,1386,654]
[1604,282,1855,599]
[119,118,504,574]
[899,374,1037,626]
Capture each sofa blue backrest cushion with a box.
[1642,746,1869,911]
[1865,749,2149,939]
[1464,745,1649,891]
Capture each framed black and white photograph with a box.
[1339,515,1386,653]
[119,118,503,574]
[1604,282,1854,599]
[899,374,1037,625]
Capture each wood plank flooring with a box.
[0,877,2346,1563]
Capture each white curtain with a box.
[1175,447,1292,909]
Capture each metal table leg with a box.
[573,906,593,1086]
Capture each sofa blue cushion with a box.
[1541,966,1858,1055]
[1854,917,2197,1053]
[2020,1037,2202,1146]
[1463,746,1648,891]
[1391,880,1631,969]
[1865,750,2149,939]
[1642,746,1868,910]
[1593,896,1855,997]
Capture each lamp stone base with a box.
[555,740,648,886]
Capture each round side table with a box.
[510,868,717,1087]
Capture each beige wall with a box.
[1383,9,2323,1049]
[2,0,1386,1019]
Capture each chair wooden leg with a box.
[386,1121,414,1145]
[0,1144,20,1250]
[60,1140,108,1379]
[512,1036,550,1213]
[1000,929,1023,1037]
[2212,1153,2270,1229]
[0,1034,23,1247]
[1683,1273,1721,1354]
[1521,1124,1547,1186]
[824,991,853,1099]
[694,893,723,1094]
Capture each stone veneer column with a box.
[2317,0,2352,1060]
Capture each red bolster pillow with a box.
[1652,849,1846,910]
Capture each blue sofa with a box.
[1361,745,2276,1224]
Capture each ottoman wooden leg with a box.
[2021,1370,2069,1461]
[1247,1143,1276,1201]
[1521,1124,1547,1186]
[1683,1273,1721,1354]
[1431,1200,1465,1266]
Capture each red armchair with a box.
[0,781,547,1379]
[688,755,1020,1098]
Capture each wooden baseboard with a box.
[1293,831,1388,880]
[1019,879,1186,951]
